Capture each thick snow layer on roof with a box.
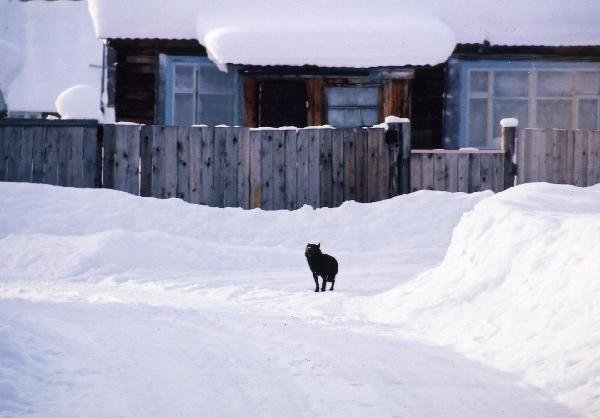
[0,0,103,112]
[89,0,600,68]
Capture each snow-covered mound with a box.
[1,182,598,416]
[367,182,600,417]
[55,84,102,120]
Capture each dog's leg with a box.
[330,277,335,291]
[321,275,327,292]
[313,273,319,292]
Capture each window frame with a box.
[325,84,381,128]
[458,60,600,148]
[160,55,243,126]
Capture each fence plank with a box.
[140,125,154,197]
[479,153,493,191]
[57,127,71,186]
[187,127,201,204]
[376,129,389,200]
[102,124,116,189]
[354,129,368,202]
[331,129,344,207]
[260,131,274,210]
[401,122,411,195]
[367,128,380,202]
[163,126,177,199]
[492,153,505,192]
[563,130,575,185]
[177,126,191,201]
[296,129,309,208]
[17,127,34,182]
[573,130,588,187]
[457,153,469,192]
[82,126,100,188]
[248,130,262,209]
[115,125,140,195]
[307,129,320,208]
[237,128,251,209]
[319,128,333,207]
[410,153,422,192]
[226,127,242,207]
[422,153,434,190]
[548,129,562,183]
[284,129,298,210]
[6,126,21,182]
[516,130,525,184]
[537,129,549,183]
[433,152,445,191]
[44,127,59,185]
[468,153,480,192]
[445,153,458,192]
[272,130,286,210]
[200,127,214,205]
[343,129,356,201]
[31,127,47,184]
[587,131,600,186]
[524,129,539,183]
[151,126,165,198]
[68,127,84,188]
[0,128,7,181]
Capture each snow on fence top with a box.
[88,0,600,68]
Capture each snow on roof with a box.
[88,0,600,68]
[0,0,103,113]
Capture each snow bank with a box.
[367,182,600,417]
[0,0,102,112]
[55,85,102,120]
[0,183,485,286]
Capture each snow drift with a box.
[1,181,599,416]
[367,182,600,417]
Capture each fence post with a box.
[500,118,518,189]
[387,120,411,195]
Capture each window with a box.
[458,61,600,148]
[162,56,241,126]
[326,86,379,128]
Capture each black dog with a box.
[305,243,338,292]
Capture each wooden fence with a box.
[0,120,410,210]
[0,120,101,188]
[410,150,509,193]
[102,124,409,209]
[517,128,600,187]
[2,119,600,210]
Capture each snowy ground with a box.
[0,182,598,417]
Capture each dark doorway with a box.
[259,80,307,127]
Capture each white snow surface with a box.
[0,0,103,112]
[500,117,519,128]
[88,0,600,68]
[55,85,102,120]
[0,182,599,417]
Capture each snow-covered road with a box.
[1,182,598,417]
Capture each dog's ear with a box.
[317,243,320,248]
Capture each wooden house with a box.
[89,0,600,150]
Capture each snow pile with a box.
[1,181,599,416]
[55,85,102,120]
[367,182,600,417]
[0,0,102,112]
